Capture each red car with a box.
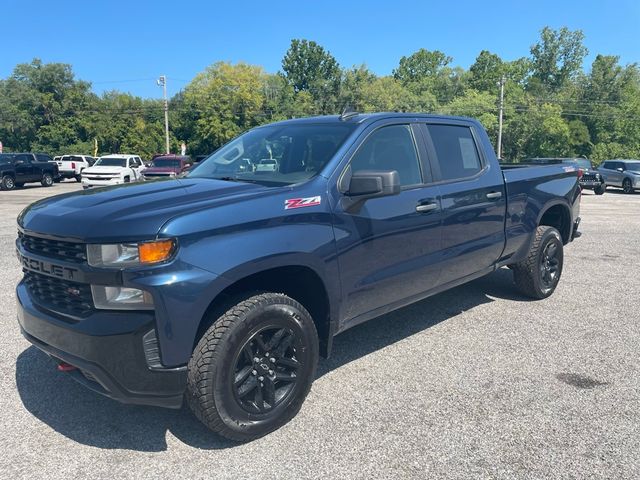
[142,155,192,180]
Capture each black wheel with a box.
[623,178,634,194]
[75,174,82,182]
[187,292,318,442]
[1,175,16,191]
[41,172,54,187]
[512,226,564,299]
[124,176,130,183]
[594,183,606,195]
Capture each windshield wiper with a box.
[211,176,260,184]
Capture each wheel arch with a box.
[537,201,572,244]
[194,264,334,358]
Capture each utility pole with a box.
[496,75,506,160]
[157,75,170,154]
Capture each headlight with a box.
[87,239,176,267]
[91,285,154,310]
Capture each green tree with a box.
[282,39,341,113]
[468,50,505,92]
[529,27,588,92]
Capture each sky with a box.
[1,0,639,99]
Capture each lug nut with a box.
[270,357,276,363]
[268,370,274,375]
[265,352,269,357]
[258,376,264,382]
[252,370,257,376]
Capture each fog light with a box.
[91,285,154,310]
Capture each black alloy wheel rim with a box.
[623,180,632,193]
[232,326,302,414]
[44,174,52,186]
[5,177,14,189]
[540,241,560,290]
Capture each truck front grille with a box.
[23,270,93,317]
[19,232,86,263]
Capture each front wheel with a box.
[187,293,319,442]
[75,173,82,182]
[623,178,634,194]
[41,172,54,187]
[1,175,16,191]
[594,183,606,195]
[512,226,564,299]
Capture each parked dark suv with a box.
[523,158,606,195]
[0,153,59,190]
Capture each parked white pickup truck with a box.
[56,155,96,182]
[81,154,144,189]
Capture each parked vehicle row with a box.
[597,159,640,194]
[0,153,59,190]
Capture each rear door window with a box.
[426,125,483,181]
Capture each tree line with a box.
[1,26,638,164]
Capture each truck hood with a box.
[18,178,269,243]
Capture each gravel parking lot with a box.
[0,182,638,479]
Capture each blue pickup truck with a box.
[16,113,581,441]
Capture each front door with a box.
[331,123,443,326]
[14,154,35,183]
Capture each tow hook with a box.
[56,361,77,372]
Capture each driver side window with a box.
[350,125,422,187]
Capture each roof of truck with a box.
[262,112,477,127]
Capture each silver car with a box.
[598,159,640,194]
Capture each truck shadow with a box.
[15,267,522,452]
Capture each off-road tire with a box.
[1,175,16,191]
[187,292,319,442]
[512,226,564,299]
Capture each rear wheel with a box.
[512,226,564,299]
[623,178,634,194]
[41,172,54,187]
[1,175,16,191]
[187,292,318,442]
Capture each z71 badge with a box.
[284,196,321,210]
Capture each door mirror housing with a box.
[617,167,625,172]
[346,170,401,199]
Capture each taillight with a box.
[577,168,584,179]
[71,162,76,169]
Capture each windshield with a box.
[188,123,356,186]
[95,158,126,167]
[152,158,181,168]
[569,159,592,170]
[625,162,640,172]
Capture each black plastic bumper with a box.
[16,283,187,409]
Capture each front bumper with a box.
[81,177,123,188]
[17,282,187,408]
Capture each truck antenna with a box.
[340,105,359,121]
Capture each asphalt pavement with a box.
[0,181,638,479]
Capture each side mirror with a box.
[346,170,401,199]
[617,167,624,172]
[15,160,24,165]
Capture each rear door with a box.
[331,121,443,324]
[420,122,506,285]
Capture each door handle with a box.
[416,202,438,213]
[486,191,502,200]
